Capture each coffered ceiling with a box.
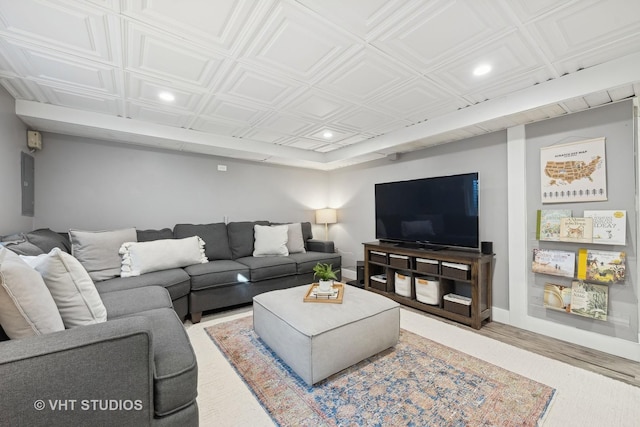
[1,0,639,170]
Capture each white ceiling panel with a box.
[122,0,264,54]
[0,0,119,63]
[374,1,511,71]
[241,1,356,80]
[296,0,415,40]
[126,23,223,88]
[216,64,304,107]
[316,47,415,102]
[1,0,639,170]
[284,89,351,121]
[429,32,547,96]
[526,0,640,61]
[126,73,203,112]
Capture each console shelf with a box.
[363,242,494,329]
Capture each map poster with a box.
[540,137,607,203]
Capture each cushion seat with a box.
[94,268,190,301]
[101,286,173,319]
[184,260,250,291]
[236,256,297,281]
[287,252,342,275]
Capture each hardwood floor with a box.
[405,307,640,388]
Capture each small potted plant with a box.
[313,262,339,292]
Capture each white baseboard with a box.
[341,268,356,281]
[491,306,510,324]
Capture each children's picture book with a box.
[570,280,608,321]
[559,217,593,243]
[577,249,626,284]
[536,209,572,241]
[583,210,626,245]
[544,283,572,312]
[532,249,575,278]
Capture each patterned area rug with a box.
[206,316,555,426]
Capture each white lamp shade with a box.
[315,208,337,224]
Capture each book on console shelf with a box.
[570,280,608,321]
[558,217,593,243]
[576,248,626,284]
[583,210,626,246]
[536,209,572,241]
[543,282,572,313]
[532,248,576,278]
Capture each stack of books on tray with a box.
[311,286,339,299]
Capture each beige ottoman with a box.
[253,284,400,386]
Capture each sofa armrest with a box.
[0,317,154,426]
[307,239,335,253]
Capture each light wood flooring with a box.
[405,306,640,388]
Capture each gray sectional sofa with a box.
[0,219,340,426]
[97,221,341,322]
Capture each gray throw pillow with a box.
[0,239,45,256]
[228,221,269,259]
[136,228,174,242]
[174,223,232,260]
[26,228,71,253]
[286,223,306,254]
[69,228,137,281]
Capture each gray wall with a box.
[33,134,329,232]
[0,87,32,235]
[329,131,510,309]
[525,100,637,341]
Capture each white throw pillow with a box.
[69,228,137,281]
[0,248,64,339]
[253,225,289,257]
[119,236,208,277]
[286,223,306,254]
[21,248,107,328]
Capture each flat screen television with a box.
[375,172,479,250]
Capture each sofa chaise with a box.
[0,248,198,426]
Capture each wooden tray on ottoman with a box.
[303,283,344,304]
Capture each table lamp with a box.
[315,208,337,240]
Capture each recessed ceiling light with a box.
[473,64,492,76]
[158,91,175,102]
[323,131,333,139]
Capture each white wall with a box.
[0,87,32,235]
[328,132,509,309]
[33,134,330,233]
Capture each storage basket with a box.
[416,258,439,274]
[369,250,388,264]
[415,276,440,305]
[394,272,411,297]
[443,293,471,317]
[389,254,409,269]
[369,274,387,291]
[441,262,470,280]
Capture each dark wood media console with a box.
[363,241,494,329]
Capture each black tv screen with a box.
[375,172,479,249]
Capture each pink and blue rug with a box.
[206,316,555,426]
